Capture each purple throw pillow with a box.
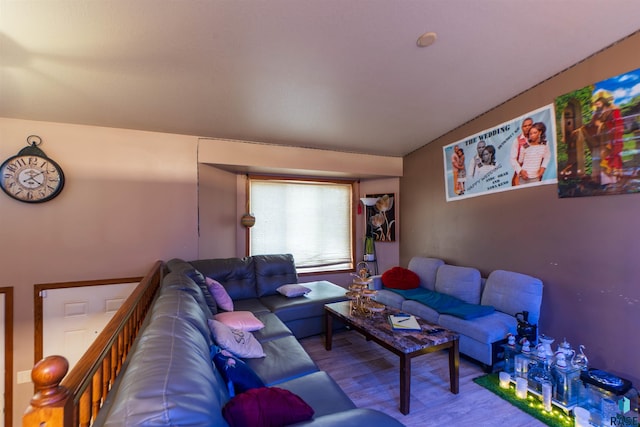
[205,276,234,311]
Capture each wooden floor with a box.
[300,329,547,427]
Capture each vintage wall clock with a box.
[0,135,65,203]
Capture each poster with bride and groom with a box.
[443,104,557,201]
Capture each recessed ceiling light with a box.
[416,31,437,48]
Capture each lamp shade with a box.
[360,197,378,206]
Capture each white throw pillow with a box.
[208,319,265,358]
[276,284,312,298]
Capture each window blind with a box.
[250,179,353,270]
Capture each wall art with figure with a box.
[365,193,395,242]
[555,66,640,198]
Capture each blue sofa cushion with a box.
[385,287,459,309]
[373,289,407,309]
[439,303,495,320]
[213,349,265,396]
[411,289,460,309]
[385,287,494,320]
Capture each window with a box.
[249,177,354,273]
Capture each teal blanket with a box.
[385,287,494,320]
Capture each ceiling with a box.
[1,1,639,158]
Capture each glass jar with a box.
[515,352,533,379]
[501,344,517,375]
[552,364,581,407]
[527,356,553,393]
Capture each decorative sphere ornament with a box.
[240,213,256,228]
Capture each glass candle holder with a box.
[499,371,511,389]
[542,380,553,412]
[573,407,591,427]
[515,353,530,378]
[516,377,528,399]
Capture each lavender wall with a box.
[401,32,640,386]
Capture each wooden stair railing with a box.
[23,261,164,427]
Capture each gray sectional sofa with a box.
[94,254,404,427]
[371,256,543,370]
[188,254,347,339]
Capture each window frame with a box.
[246,174,357,275]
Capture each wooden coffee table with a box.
[324,301,459,415]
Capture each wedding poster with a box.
[443,104,557,201]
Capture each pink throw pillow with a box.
[206,277,234,311]
[214,311,264,332]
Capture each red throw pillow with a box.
[382,267,420,290]
[222,387,314,427]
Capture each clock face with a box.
[0,154,65,203]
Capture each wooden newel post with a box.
[23,355,73,427]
